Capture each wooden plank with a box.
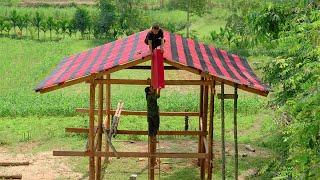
[217,94,238,99]
[201,81,209,180]
[95,82,103,180]
[105,73,111,164]
[89,83,96,180]
[0,162,29,166]
[207,80,215,180]
[0,174,22,179]
[53,151,208,158]
[94,79,213,86]
[221,83,226,180]
[202,137,208,154]
[76,108,199,116]
[234,84,239,180]
[66,128,207,136]
[198,76,204,166]
[149,136,156,180]
[127,66,179,70]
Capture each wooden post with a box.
[198,76,204,166]
[234,84,239,180]
[221,83,226,180]
[200,80,209,180]
[105,74,111,163]
[89,83,96,180]
[96,82,103,180]
[148,135,156,180]
[207,80,215,180]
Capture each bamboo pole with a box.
[234,84,239,180]
[89,83,96,180]
[207,80,215,180]
[201,80,209,180]
[96,81,103,180]
[221,83,226,180]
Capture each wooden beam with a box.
[89,83,96,180]
[221,83,226,180]
[126,66,179,70]
[65,128,207,136]
[207,80,215,180]
[234,84,239,180]
[0,175,22,179]
[93,79,214,86]
[76,108,199,116]
[0,162,29,166]
[95,82,103,180]
[53,151,208,158]
[217,94,238,99]
[201,79,209,180]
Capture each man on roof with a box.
[144,24,165,54]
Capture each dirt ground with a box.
[0,139,271,180]
[0,148,82,179]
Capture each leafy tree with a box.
[16,14,24,36]
[66,19,76,38]
[96,0,116,38]
[60,18,68,38]
[47,16,55,40]
[9,9,19,34]
[22,14,30,37]
[116,0,146,36]
[40,20,48,38]
[32,12,43,39]
[74,7,91,38]
[167,0,207,37]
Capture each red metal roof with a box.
[35,29,270,95]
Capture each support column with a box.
[200,80,209,180]
[148,135,157,180]
[233,84,238,180]
[198,76,204,166]
[89,83,96,180]
[96,82,103,180]
[207,80,215,180]
[105,74,111,164]
[221,83,226,180]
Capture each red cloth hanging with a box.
[151,49,165,89]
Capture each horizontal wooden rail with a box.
[93,79,215,86]
[127,66,179,70]
[65,128,207,136]
[0,175,22,179]
[217,94,238,99]
[76,108,199,117]
[0,162,29,166]
[53,151,208,158]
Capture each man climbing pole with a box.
[145,86,160,136]
[144,24,165,54]
[145,24,166,90]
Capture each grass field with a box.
[0,4,277,179]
